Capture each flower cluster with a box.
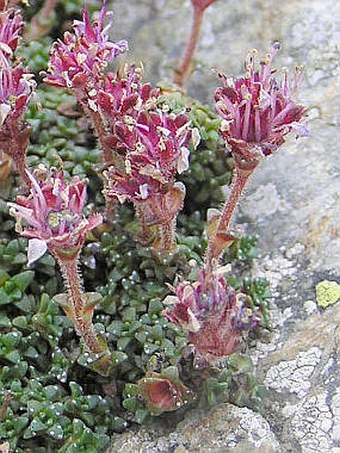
[102,79,192,249]
[44,3,192,250]
[0,7,35,184]
[8,167,102,264]
[0,64,35,127]
[44,2,128,102]
[9,166,110,367]
[215,42,308,166]
[205,43,308,266]
[104,109,191,204]
[0,7,23,61]
[164,269,260,363]
[95,65,160,156]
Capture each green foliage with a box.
[227,276,272,329]
[19,37,51,74]
[225,234,260,263]
[201,354,265,409]
[26,85,101,181]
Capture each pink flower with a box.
[191,0,220,12]
[164,269,259,363]
[96,65,160,154]
[104,109,191,204]
[0,64,35,128]
[0,8,23,63]
[0,64,35,185]
[8,168,102,264]
[0,7,35,185]
[104,105,190,248]
[44,2,128,96]
[215,43,308,164]
[137,371,194,415]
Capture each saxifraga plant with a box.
[0,0,308,450]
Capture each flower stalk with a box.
[57,258,103,355]
[173,0,220,87]
[173,7,203,87]
[0,121,31,186]
[205,160,258,267]
[206,43,308,267]
[52,251,112,376]
[54,256,112,376]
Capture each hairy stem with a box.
[134,202,154,244]
[75,95,120,221]
[158,218,177,251]
[1,143,30,185]
[173,8,204,87]
[14,149,31,186]
[89,110,115,166]
[58,258,103,355]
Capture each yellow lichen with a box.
[315,280,340,308]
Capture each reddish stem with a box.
[158,218,177,252]
[173,7,204,87]
[205,162,258,266]
[15,152,31,187]
[1,125,31,186]
[90,110,115,166]
[134,202,154,244]
[75,95,120,220]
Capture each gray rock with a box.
[107,0,340,451]
[109,404,280,453]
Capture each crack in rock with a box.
[283,392,334,453]
[264,347,322,398]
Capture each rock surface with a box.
[109,404,280,452]
[108,0,340,451]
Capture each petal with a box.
[177,147,190,174]
[0,103,11,126]
[27,238,48,266]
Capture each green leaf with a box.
[0,289,10,305]
[228,354,254,374]
[111,416,126,432]
[148,298,163,315]
[134,409,148,424]
[122,397,137,411]
[117,337,131,351]
[111,351,128,366]
[0,313,11,327]
[122,307,136,322]
[124,383,139,398]
[11,271,35,292]
[12,316,30,330]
